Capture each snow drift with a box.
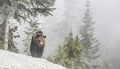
[0,50,66,69]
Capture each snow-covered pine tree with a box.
[80,0,100,69]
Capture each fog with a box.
[92,0,120,58]
[92,0,120,68]
[43,0,120,57]
[43,0,120,68]
[15,0,120,68]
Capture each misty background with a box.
[14,0,120,68]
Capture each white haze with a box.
[92,0,120,61]
[14,0,120,68]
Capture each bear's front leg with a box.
[38,46,44,58]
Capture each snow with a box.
[0,50,66,69]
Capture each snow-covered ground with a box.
[0,50,66,69]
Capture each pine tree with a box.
[80,0,100,69]
[0,23,19,53]
[8,27,19,53]
[0,0,55,51]
[23,20,40,55]
[0,23,4,49]
[48,31,83,69]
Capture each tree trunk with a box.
[3,8,9,50]
[3,20,9,50]
[89,51,92,69]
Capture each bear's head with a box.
[33,31,46,47]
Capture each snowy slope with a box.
[0,50,66,69]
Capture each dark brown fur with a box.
[30,31,46,58]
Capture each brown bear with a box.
[30,31,46,58]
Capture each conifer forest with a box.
[0,0,120,69]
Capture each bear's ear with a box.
[34,33,39,39]
[44,36,46,38]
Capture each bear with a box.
[30,31,46,58]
